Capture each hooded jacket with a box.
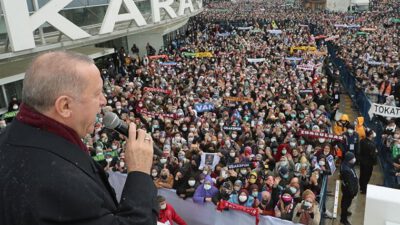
[228,189,255,208]
[158,203,187,225]
[333,114,350,135]
[193,175,219,204]
[355,117,366,140]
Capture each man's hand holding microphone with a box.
[125,122,153,174]
[103,111,159,175]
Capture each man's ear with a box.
[54,95,73,118]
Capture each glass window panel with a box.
[0,87,6,109]
[4,80,23,103]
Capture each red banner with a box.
[148,54,168,60]
[137,109,177,119]
[143,87,172,95]
[217,200,259,225]
[298,129,344,141]
[314,35,328,40]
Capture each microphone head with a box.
[103,112,120,129]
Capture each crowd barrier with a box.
[327,42,398,188]
[108,172,328,225]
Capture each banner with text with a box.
[298,129,344,141]
[194,102,215,113]
[368,103,400,119]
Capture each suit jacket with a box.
[0,119,158,225]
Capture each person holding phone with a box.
[292,189,321,225]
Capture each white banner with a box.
[246,58,265,63]
[325,35,339,41]
[296,64,314,71]
[267,29,283,34]
[237,26,253,30]
[368,103,400,119]
[108,172,302,225]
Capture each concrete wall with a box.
[326,0,351,12]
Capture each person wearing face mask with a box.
[157,195,187,225]
[193,175,219,204]
[340,152,359,225]
[275,189,295,221]
[258,190,279,216]
[7,96,20,112]
[154,168,174,189]
[232,180,243,194]
[359,129,377,194]
[333,114,350,135]
[343,125,360,160]
[248,184,261,207]
[228,189,255,208]
[212,181,233,205]
[177,176,198,200]
[277,166,292,188]
[222,149,237,165]
[355,117,366,140]
[292,189,321,225]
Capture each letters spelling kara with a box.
[1,0,203,51]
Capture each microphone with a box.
[103,112,163,156]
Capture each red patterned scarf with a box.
[217,200,259,225]
[16,103,89,153]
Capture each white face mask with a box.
[111,145,118,150]
[349,158,356,164]
[230,152,236,157]
[119,162,125,168]
[106,158,112,163]
[303,201,312,209]
[151,172,158,177]
[239,195,248,202]
[319,161,325,166]
[281,149,287,155]
[160,203,167,210]
[160,158,167,164]
[12,105,18,110]
[188,180,196,186]
[204,184,212,190]
[203,170,208,175]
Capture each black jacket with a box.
[340,161,359,196]
[0,120,158,225]
[359,138,377,166]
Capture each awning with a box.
[0,46,114,85]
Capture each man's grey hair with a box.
[22,51,95,112]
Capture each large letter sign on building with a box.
[178,0,194,16]
[0,0,90,52]
[0,0,203,52]
[150,0,177,23]
[100,0,147,34]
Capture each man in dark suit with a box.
[340,152,359,225]
[359,129,377,194]
[0,51,158,225]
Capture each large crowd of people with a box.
[58,0,399,224]
[2,0,399,224]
